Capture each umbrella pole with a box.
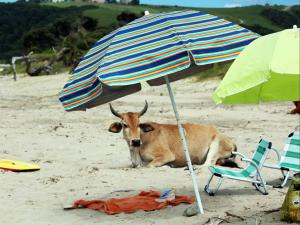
[164,76,204,214]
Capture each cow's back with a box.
[141,123,218,167]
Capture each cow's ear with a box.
[109,122,123,133]
[139,123,154,132]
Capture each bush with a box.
[80,16,98,31]
[23,28,57,51]
[0,2,96,62]
[51,19,75,37]
[116,11,141,26]
[262,8,299,28]
[243,24,275,35]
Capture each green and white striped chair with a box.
[263,131,300,188]
[205,139,272,196]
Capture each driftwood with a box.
[11,47,72,79]
[202,217,229,225]
[24,58,52,76]
[24,47,71,76]
[262,208,280,214]
[225,211,245,221]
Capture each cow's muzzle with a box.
[131,139,141,147]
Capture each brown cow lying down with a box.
[109,101,238,169]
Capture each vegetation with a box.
[193,63,233,81]
[0,2,97,60]
[0,2,299,77]
[262,5,300,28]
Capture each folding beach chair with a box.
[263,131,300,188]
[205,139,272,196]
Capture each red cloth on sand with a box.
[73,191,194,215]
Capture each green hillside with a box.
[1,2,299,77]
[45,3,287,30]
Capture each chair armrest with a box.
[232,152,254,168]
[240,158,260,171]
[269,147,282,161]
[232,151,247,159]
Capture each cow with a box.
[108,101,238,169]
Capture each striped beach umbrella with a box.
[59,10,259,214]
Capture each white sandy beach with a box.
[0,73,299,225]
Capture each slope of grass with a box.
[197,5,284,32]
[44,3,285,31]
[32,3,298,80]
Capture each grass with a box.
[38,3,287,79]
[199,5,284,32]
[43,3,284,31]
[0,63,25,76]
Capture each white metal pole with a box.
[164,76,204,214]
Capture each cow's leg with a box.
[197,139,220,172]
[147,149,175,168]
[130,148,143,168]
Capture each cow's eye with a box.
[123,124,128,128]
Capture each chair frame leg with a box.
[272,169,290,188]
[253,170,268,195]
[280,170,290,187]
[204,174,223,196]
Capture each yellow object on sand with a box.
[0,159,40,171]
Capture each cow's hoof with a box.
[184,166,196,171]
[147,164,155,168]
[131,164,142,168]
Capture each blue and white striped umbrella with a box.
[59,10,259,214]
[59,10,258,111]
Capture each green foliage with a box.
[62,30,89,66]
[0,2,96,61]
[23,28,57,51]
[262,7,300,28]
[290,5,300,18]
[51,19,76,37]
[193,63,233,82]
[1,2,299,77]
[116,11,142,26]
[80,16,98,31]
[242,24,275,35]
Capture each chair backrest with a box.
[242,139,272,176]
[280,131,300,171]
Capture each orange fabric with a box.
[73,191,194,215]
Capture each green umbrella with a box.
[213,27,300,104]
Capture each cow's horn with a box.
[139,100,148,117]
[109,103,122,118]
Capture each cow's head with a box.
[108,101,154,147]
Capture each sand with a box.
[0,73,299,225]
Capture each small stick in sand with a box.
[63,204,82,210]
[255,217,262,225]
[202,217,229,225]
[262,208,280,214]
[225,211,245,221]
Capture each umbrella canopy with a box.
[59,10,258,111]
[213,27,300,104]
[58,10,259,214]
